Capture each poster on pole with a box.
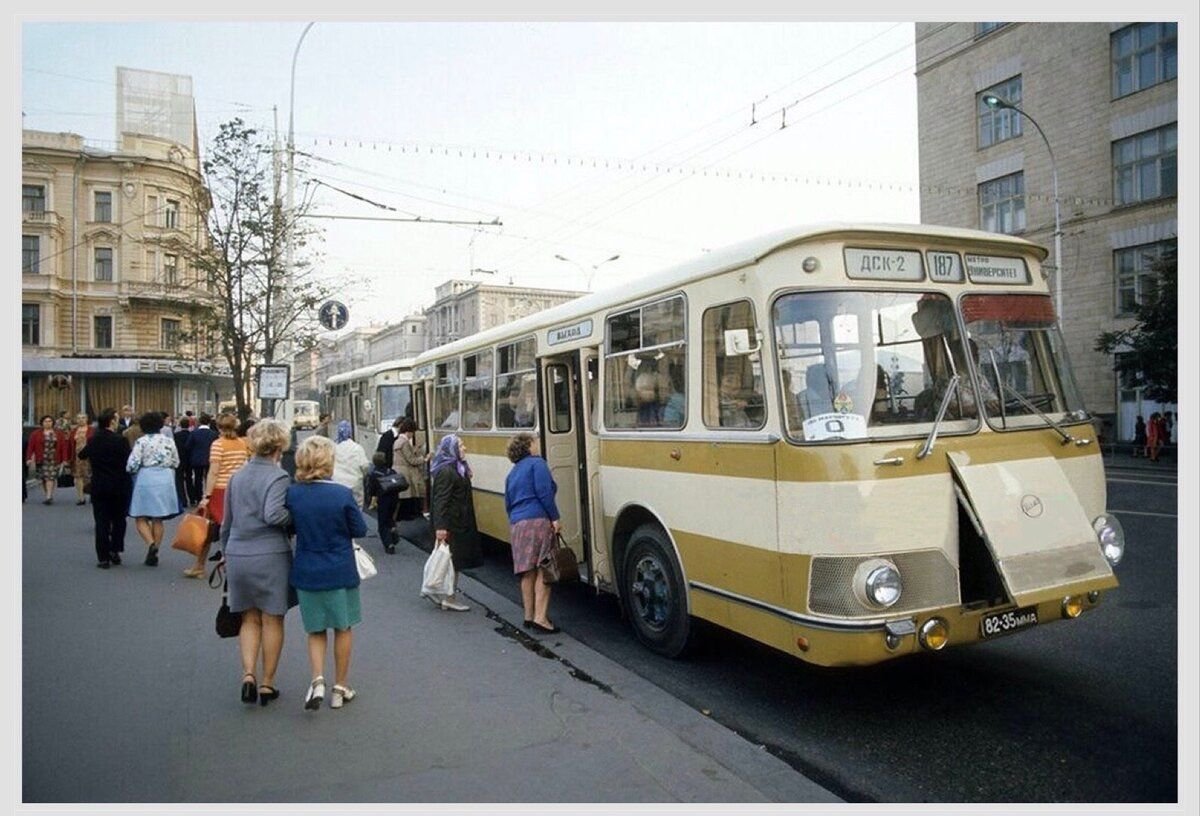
[257,365,290,400]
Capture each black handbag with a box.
[56,470,74,488]
[539,533,580,585]
[376,471,409,495]
[209,563,240,638]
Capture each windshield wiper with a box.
[992,372,1076,445]
[917,373,960,460]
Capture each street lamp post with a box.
[554,253,620,292]
[982,94,1063,325]
[280,22,314,409]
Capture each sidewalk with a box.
[21,499,839,804]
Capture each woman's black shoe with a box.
[144,546,159,567]
[96,562,110,569]
[110,552,121,565]
[258,685,279,707]
[530,622,560,634]
[241,675,257,704]
[522,620,534,629]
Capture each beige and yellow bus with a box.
[325,358,418,453]
[411,223,1125,667]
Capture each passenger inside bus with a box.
[799,362,835,417]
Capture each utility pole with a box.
[283,22,315,402]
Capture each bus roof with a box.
[324,356,417,386]
[414,222,1046,365]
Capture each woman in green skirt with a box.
[287,436,368,711]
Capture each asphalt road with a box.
[460,460,1179,803]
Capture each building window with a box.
[23,304,40,345]
[22,235,40,274]
[979,172,1026,234]
[94,315,113,349]
[977,76,1022,148]
[605,294,687,430]
[22,184,46,213]
[164,199,180,229]
[1112,23,1177,98]
[1115,239,1175,316]
[163,253,178,285]
[94,247,114,282]
[976,23,1008,37]
[94,190,112,222]
[161,318,182,350]
[1113,124,1176,206]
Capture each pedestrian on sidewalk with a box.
[430,433,481,612]
[332,420,371,510]
[25,415,69,504]
[125,412,181,567]
[392,418,426,521]
[365,451,400,554]
[1146,411,1163,462]
[69,413,94,505]
[504,432,561,634]
[287,435,368,711]
[193,414,252,576]
[77,408,132,568]
[1132,415,1146,457]
[186,414,215,508]
[219,420,294,707]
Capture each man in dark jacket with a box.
[174,417,193,506]
[77,407,133,568]
[186,414,216,505]
[375,417,401,469]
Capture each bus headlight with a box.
[1093,513,1125,566]
[853,559,902,609]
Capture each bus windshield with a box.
[962,293,1090,429]
[774,290,980,442]
[377,384,413,430]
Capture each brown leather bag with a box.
[171,508,216,557]
[538,534,579,584]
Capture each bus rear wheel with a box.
[623,524,692,658]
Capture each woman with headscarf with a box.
[332,420,371,509]
[429,434,482,612]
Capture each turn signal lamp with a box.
[918,618,949,650]
[1062,596,1084,619]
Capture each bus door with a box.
[538,354,589,580]
[579,348,610,591]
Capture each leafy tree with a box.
[1095,248,1176,404]
[185,119,333,418]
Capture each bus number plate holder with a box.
[980,606,1039,639]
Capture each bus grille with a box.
[808,550,960,618]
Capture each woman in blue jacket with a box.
[504,432,561,634]
[287,435,368,712]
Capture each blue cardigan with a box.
[287,480,368,591]
[504,455,560,524]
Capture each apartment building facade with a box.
[424,279,585,349]
[915,22,1177,441]
[21,129,228,424]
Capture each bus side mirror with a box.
[724,329,762,356]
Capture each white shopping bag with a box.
[420,542,455,601]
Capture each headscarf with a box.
[336,420,353,443]
[429,433,471,479]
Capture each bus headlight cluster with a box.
[1093,513,1125,566]
[853,559,903,609]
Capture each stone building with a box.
[21,128,228,425]
[367,312,428,364]
[424,279,585,349]
[915,22,1177,441]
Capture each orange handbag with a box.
[171,508,216,557]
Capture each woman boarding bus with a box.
[410,223,1124,667]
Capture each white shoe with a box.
[330,684,356,709]
[304,676,325,711]
[440,597,470,612]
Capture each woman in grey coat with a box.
[219,420,294,706]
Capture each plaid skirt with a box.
[510,517,555,575]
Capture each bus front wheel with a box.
[623,524,692,658]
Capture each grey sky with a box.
[24,20,927,326]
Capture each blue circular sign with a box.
[318,300,349,331]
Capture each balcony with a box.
[22,209,60,229]
[121,279,219,308]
